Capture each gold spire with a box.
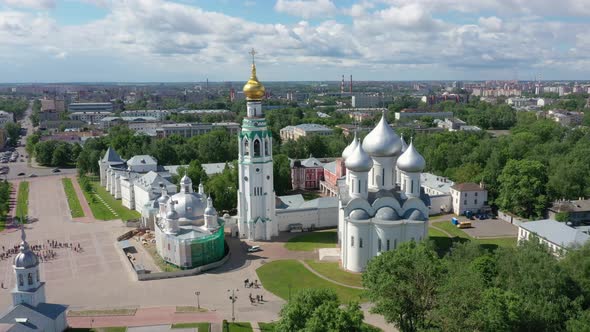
[243,48,265,100]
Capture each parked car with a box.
[52,168,60,173]
[247,246,262,253]
[28,174,37,178]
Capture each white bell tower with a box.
[12,225,46,307]
[237,49,277,241]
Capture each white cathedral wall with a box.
[134,185,151,213]
[121,180,133,209]
[369,156,396,190]
[275,205,338,231]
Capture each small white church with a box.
[0,227,68,331]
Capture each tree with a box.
[273,154,291,195]
[204,162,237,213]
[4,122,21,147]
[363,241,444,332]
[51,142,70,166]
[275,288,365,332]
[497,159,548,218]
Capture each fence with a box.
[497,210,527,226]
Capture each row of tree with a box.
[32,139,82,167]
[0,181,11,224]
[0,98,28,120]
[363,240,590,332]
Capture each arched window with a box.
[244,139,250,156]
[36,270,40,282]
[28,273,33,285]
[254,139,261,157]
[18,274,23,287]
[351,236,355,247]
[359,238,363,248]
[386,239,390,251]
[265,138,270,156]
[378,239,382,252]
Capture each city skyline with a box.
[1,0,590,82]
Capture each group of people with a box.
[243,278,260,289]
[249,293,264,304]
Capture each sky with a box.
[0,0,590,82]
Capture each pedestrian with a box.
[260,294,263,302]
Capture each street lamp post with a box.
[228,288,238,323]
[195,291,200,310]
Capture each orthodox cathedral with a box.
[235,54,429,266]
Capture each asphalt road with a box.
[3,101,77,180]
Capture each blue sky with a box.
[0,0,589,82]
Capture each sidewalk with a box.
[67,306,222,328]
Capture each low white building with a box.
[421,173,453,215]
[121,109,170,120]
[518,219,590,255]
[0,110,15,128]
[275,195,339,231]
[450,182,488,216]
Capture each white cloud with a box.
[274,0,337,19]
[0,0,56,10]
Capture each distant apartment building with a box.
[280,124,333,141]
[68,102,114,113]
[421,93,465,105]
[539,109,583,127]
[395,109,453,121]
[40,99,66,121]
[155,122,240,138]
[0,111,14,128]
[471,88,522,97]
[352,94,393,108]
[436,118,481,132]
[286,92,310,102]
[335,124,371,137]
[69,111,114,124]
[506,97,537,108]
[99,116,159,131]
[120,109,170,121]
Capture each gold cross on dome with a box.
[249,48,257,65]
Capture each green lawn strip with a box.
[257,260,365,303]
[66,328,126,332]
[304,260,363,288]
[68,308,136,317]
[258,322,277,332]
[477,237,517,249]
[284,229,337,251]
[301,192,321,200]
[90,182,141,221]
[171,322,210,330]
[15,181,29,221]
[226,322,253,332]
[78,179,117,220]
[431,221,471,240]
[62,178,85,218]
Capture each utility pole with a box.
[228,288,238,323]
[195,291,200,310]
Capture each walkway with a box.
[67,174,95,222]
[429,224,453,237]
[299,259,365,290]
[67,306,222,328]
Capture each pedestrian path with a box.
[67,175,94,222]
[298,259,365,290]
[92,191,120,218]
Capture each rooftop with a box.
[520,219,590,249]
[294,123,332,132]
[451,182,485,192]
[550,199,590,213]
[421,173,454,194]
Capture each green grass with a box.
[478,237,517,249]
[225,322,253,332]
[257,260,365,303]
[304,260,363,287]
[79,179,117,220]
[90,181,141,221]
[171,322,210,330]
[432,221,471,239]
[258,322,277,332]
[62,178,84,218]
[284,229,337,251]
[15,181,29,222]
[428,227,455,256]
[302,192,321,201]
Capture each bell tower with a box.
[237,49,277,241]
[12,225,46,307]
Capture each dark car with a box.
[17,172,25,176]
[52,168,61,173]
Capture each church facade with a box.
[338,114,429,272]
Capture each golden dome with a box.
[243,63,265,100]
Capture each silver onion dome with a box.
[345,142,373,172]
[180,174,191,186]
[400,135,408,153]
[13,226,38,269]
[204,196,217,216]
[362,113,402,157]
[341,132,359,160]
[397,140,425,173]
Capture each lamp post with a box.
[228,288,238,323]
[195,291,200,310]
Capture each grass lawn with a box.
[62,178,84,218]
[257,260,365,303]
[225,322,253,332]
[90,181,141,221]
[301,192,321,200]
[428,227,455,256]
[304,260,363,287]
[171,322,210,330]
[258,322,277,332]
[79,179,117,220]
[431,221,471,239]
[15,181,29,222]
[284,229,337,251]
[478,237,517,249]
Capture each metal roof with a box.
[520,219,590,249]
